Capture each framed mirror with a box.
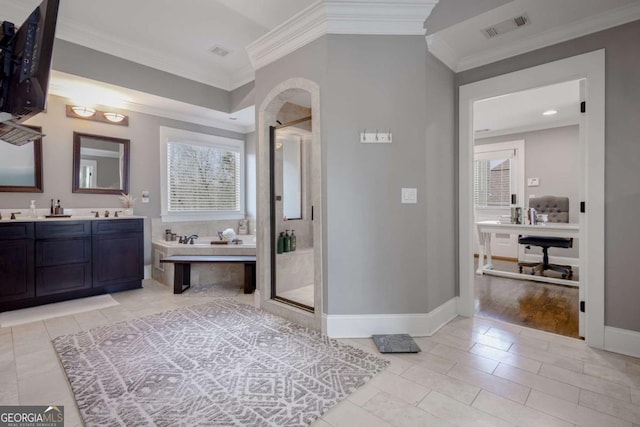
[0,125,43,192]
[72,132,130,194]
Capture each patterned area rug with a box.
[53,299,388,426]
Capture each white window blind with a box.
[474,149,514,208]
[160,126,245,222]
[167,141,241,212]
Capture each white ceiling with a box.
[0,0,316,91]
[474,80,580,138]
[428,0,640,71]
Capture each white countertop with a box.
[0,215,145,223]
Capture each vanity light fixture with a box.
[103,112,126,123]
[66,105,129,126]
[542,109,558,116]
[71,106,96,117]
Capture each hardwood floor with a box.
[474,259,580,338]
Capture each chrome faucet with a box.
[186,234,198,244]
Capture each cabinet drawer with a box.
[0,222,34,240]
[36,263,92,296]
[36,221,91,238]
[92,219,143,235]
[36,237,91,267]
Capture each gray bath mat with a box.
[372,334,421,353]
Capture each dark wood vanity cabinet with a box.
[0,223,35,303]
[92,219,144,290]
[0,218,143,311]
[35,221,92,297]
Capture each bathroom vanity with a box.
[0,217,143,312]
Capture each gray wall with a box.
[2,94,247,264]
[53,40,231,113]
[230,81,255,112]
[255,35,456,315]
[457,20,640,332]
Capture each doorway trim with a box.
[256,77,324,332]
[458,50,605,348]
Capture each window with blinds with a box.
[474,157,512,207]
[167,142,240,212]
[160,126,245,221]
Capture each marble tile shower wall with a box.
[151,218,256,242]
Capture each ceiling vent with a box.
[209,45,231,57]
[482,14,530,39]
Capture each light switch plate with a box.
[401,188,417,204]
[527,177,540,186]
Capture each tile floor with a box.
[1,280,639,427]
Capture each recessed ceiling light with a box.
[542,109,558,116]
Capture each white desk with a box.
[476,220,580,286]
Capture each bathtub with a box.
[152,235,256,288]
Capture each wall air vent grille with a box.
[482,14,530,39]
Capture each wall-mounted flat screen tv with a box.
[0,0,60,122]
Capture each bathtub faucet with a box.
[185,234,198,244]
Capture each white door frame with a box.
[458,50,605,348]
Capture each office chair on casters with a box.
[518,196,573,279]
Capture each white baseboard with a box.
[604,326,640,359]
[323,297,458,338]
[520,254,579,267]
[144,264,152,280]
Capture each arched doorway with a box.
[256,78,324,332]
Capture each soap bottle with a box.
[50,199,54,215]
[283,230,291,253]
[30,200,36,218]
[290,230,296,251]
[277,232,284,254]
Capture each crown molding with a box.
[247,0,439,71]
[246,2,328,71]
[429,1,640,72]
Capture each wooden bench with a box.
[160,255,256,295]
